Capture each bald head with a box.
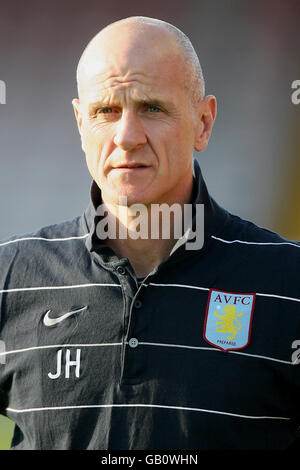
[76,16,205,106]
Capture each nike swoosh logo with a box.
[43,306,88,326]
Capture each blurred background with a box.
[0,0,299,450]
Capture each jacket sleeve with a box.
[0,240,18,416]
[0,329,6,414]
[0,297,6,415]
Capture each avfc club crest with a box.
[203,289,256,352]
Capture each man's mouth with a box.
[113,163,150,169]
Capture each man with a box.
[0,16,299,450]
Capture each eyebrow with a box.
[87,98,168,114]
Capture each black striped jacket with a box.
[0,159,299,449]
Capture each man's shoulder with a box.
[0,213,88,262]
[218,211,300,272]
[222,210,300,246]
[211,211,300,300]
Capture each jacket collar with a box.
[83,158,229,265]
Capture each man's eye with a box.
[98,107,113,114]
[148,105,161,113]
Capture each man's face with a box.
[73,28,210,207]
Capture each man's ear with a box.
[72,98,85,153]
[194,95,217,153]
[72,98,83,134]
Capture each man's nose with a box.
[113,111,147,151]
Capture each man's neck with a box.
[107,236,177,278]
[99,181,195,278]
